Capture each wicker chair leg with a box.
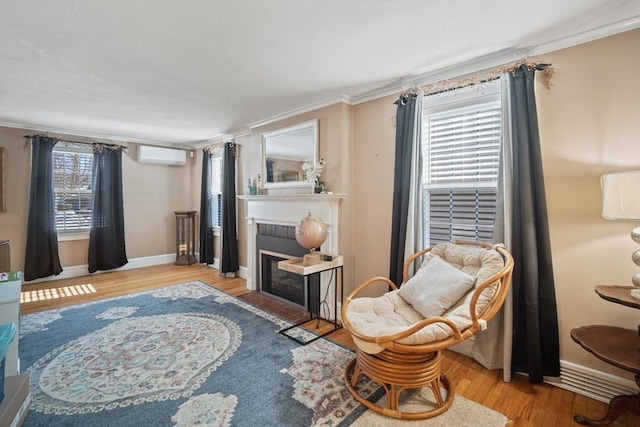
[429,380,445,406]
[350,363,364,388]
[343,350,455,420]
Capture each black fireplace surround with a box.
[256,224,320,314]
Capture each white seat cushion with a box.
[346,243,504,354]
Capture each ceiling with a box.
[1,1,640,148]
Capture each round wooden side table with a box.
[571,285,640,425]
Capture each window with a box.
[421,81,502,245]
[52,146,93,232]
[211,153,223,228]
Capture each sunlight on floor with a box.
[20,283,97,303]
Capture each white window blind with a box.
[211,154,222,228]
[422,95,501,245]
[52,147,93,231]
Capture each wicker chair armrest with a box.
[341,276,397,329]
[402,247,432,283]
[467,245,514,324]
[343,276,397,304]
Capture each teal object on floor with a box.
[0,323,16,359]
[0,323,16,405]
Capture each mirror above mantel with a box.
[260,119,318,190]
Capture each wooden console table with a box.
[571,285,640,425]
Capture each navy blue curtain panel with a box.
[88,147,128,273]
[389,94,418,287]
[508,65,560,382]
[24,136,63,281]
[220,143,239,273]
[199,150,214,264]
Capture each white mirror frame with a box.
[260,119,318,189]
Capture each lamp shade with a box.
[601,171,640,220]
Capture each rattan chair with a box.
[341,241,514,420]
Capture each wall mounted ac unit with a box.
[137,145,187,166]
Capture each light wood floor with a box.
[20,264,639,426]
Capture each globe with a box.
[295,213,328,250]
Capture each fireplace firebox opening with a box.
[259,250,320,314]
[256,225,321,314]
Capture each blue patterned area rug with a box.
[19,281,379,426]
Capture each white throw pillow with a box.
[398,255,476,318]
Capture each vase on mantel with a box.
[313,179,326,194]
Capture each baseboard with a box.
[196,251,220,271]
[553,360,637,403]
[238,265,253,290]
[238,265,248,280]
[25,253,176,283]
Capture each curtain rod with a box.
[400,59,554,99]
[202,140,236,153]
[24,134,127,151]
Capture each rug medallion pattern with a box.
[29,312,241,414]
[20,281,377,426]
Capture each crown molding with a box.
[217,13,640,134]
[349,47,531,105]
[191,129,251,149]
[0,120,197,148]
[531,14,640,55]
[351,15,640,105]
[247,94,354,129]
[202,14,640,130]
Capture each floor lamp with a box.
[601,171,640,299]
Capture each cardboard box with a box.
[0,358,4,405]
[0,373,30,427]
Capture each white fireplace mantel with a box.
[238,194,346,291]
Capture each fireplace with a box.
[239,193,345,320]
[259,250,320,313]
[256,225,320,313]
[260,251,305,307]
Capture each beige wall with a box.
[350,29,640,379]
[0,127,196,275]
[351,94,398,296]
[536,28,640,378]
[0,128,31,271]
[124,142,197,259]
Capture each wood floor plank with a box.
[550,384,575,427]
